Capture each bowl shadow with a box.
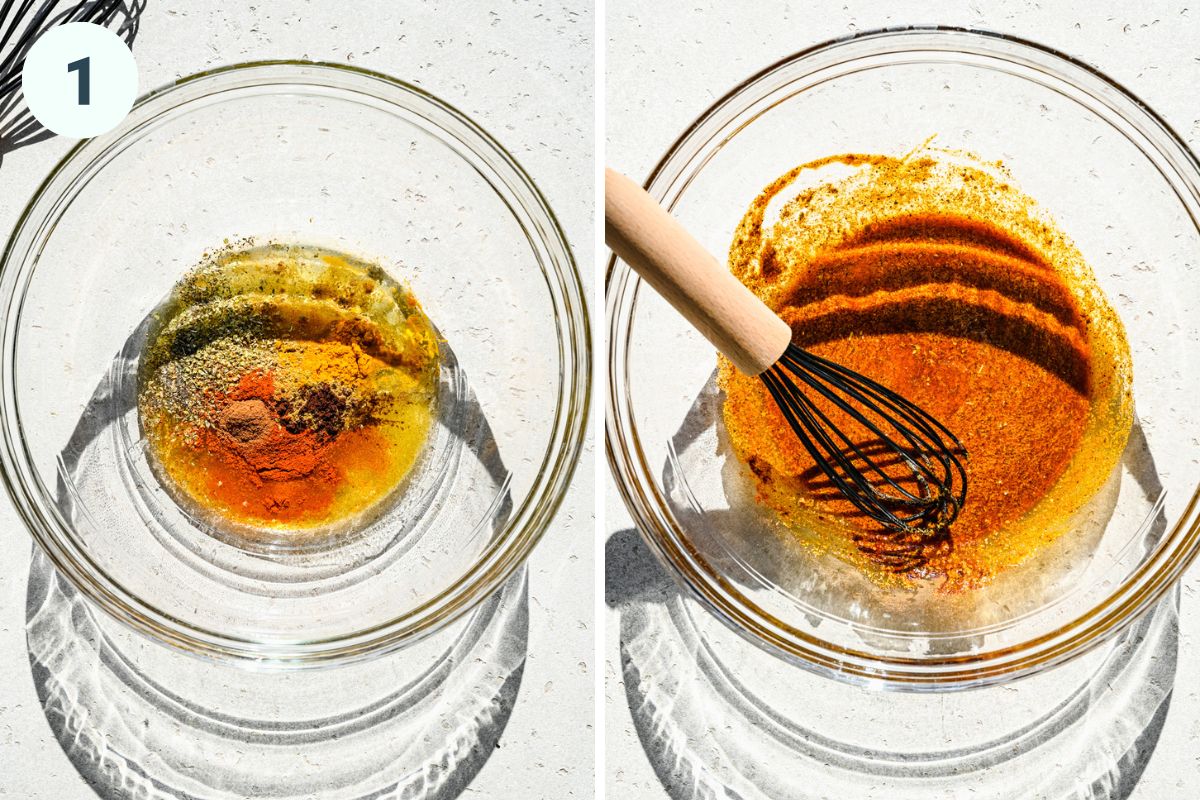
[26,316,527,799]
[605,376,1177,799]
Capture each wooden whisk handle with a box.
[604,168,791,376]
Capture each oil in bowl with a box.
[720,146,1134,592]
[137,242,440,550]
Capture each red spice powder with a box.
[723,207,1099,586]
[183,370,389,525]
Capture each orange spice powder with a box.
[138,244,440,543]
[184,370,391,524]
[720,151,1133,590]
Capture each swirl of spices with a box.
[138,243,440,538]
[720,150,1133,591]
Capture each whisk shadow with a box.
[789,292,1091,394]
[27,312,525,800]
[605,373,1176,800]
[0,0,148,161]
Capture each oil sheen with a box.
[137,243,440,545]
[720,149,1133,591]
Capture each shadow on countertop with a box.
[605,380,1176,799]
[0,0,147,160]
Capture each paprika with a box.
[138,243,440,543]
[721,149,1133,591]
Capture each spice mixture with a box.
[720,149,1133,590]
[138,243,440,543]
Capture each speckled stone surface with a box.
[605,2,1200,798]
[0,3,593,798]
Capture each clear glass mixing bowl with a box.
[0,61,589,665]
[607,27,1200,689]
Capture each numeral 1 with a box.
[67,56,90,105]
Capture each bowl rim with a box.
[605,25,1200,689]
[0,59,591,665]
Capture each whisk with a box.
[605,168,967,564]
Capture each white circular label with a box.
[21,22,137,138]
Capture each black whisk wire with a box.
[603,167,968,572]
[789,361,934,505]
[801,348,967,509]
[763,369,907,524]
[762,343,968,566]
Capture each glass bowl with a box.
[0,61,589,666]
[606,27,1200,689]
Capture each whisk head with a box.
[760,343,968,571]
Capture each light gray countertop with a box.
[605,2,1200,798]
[0,3,593,798]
